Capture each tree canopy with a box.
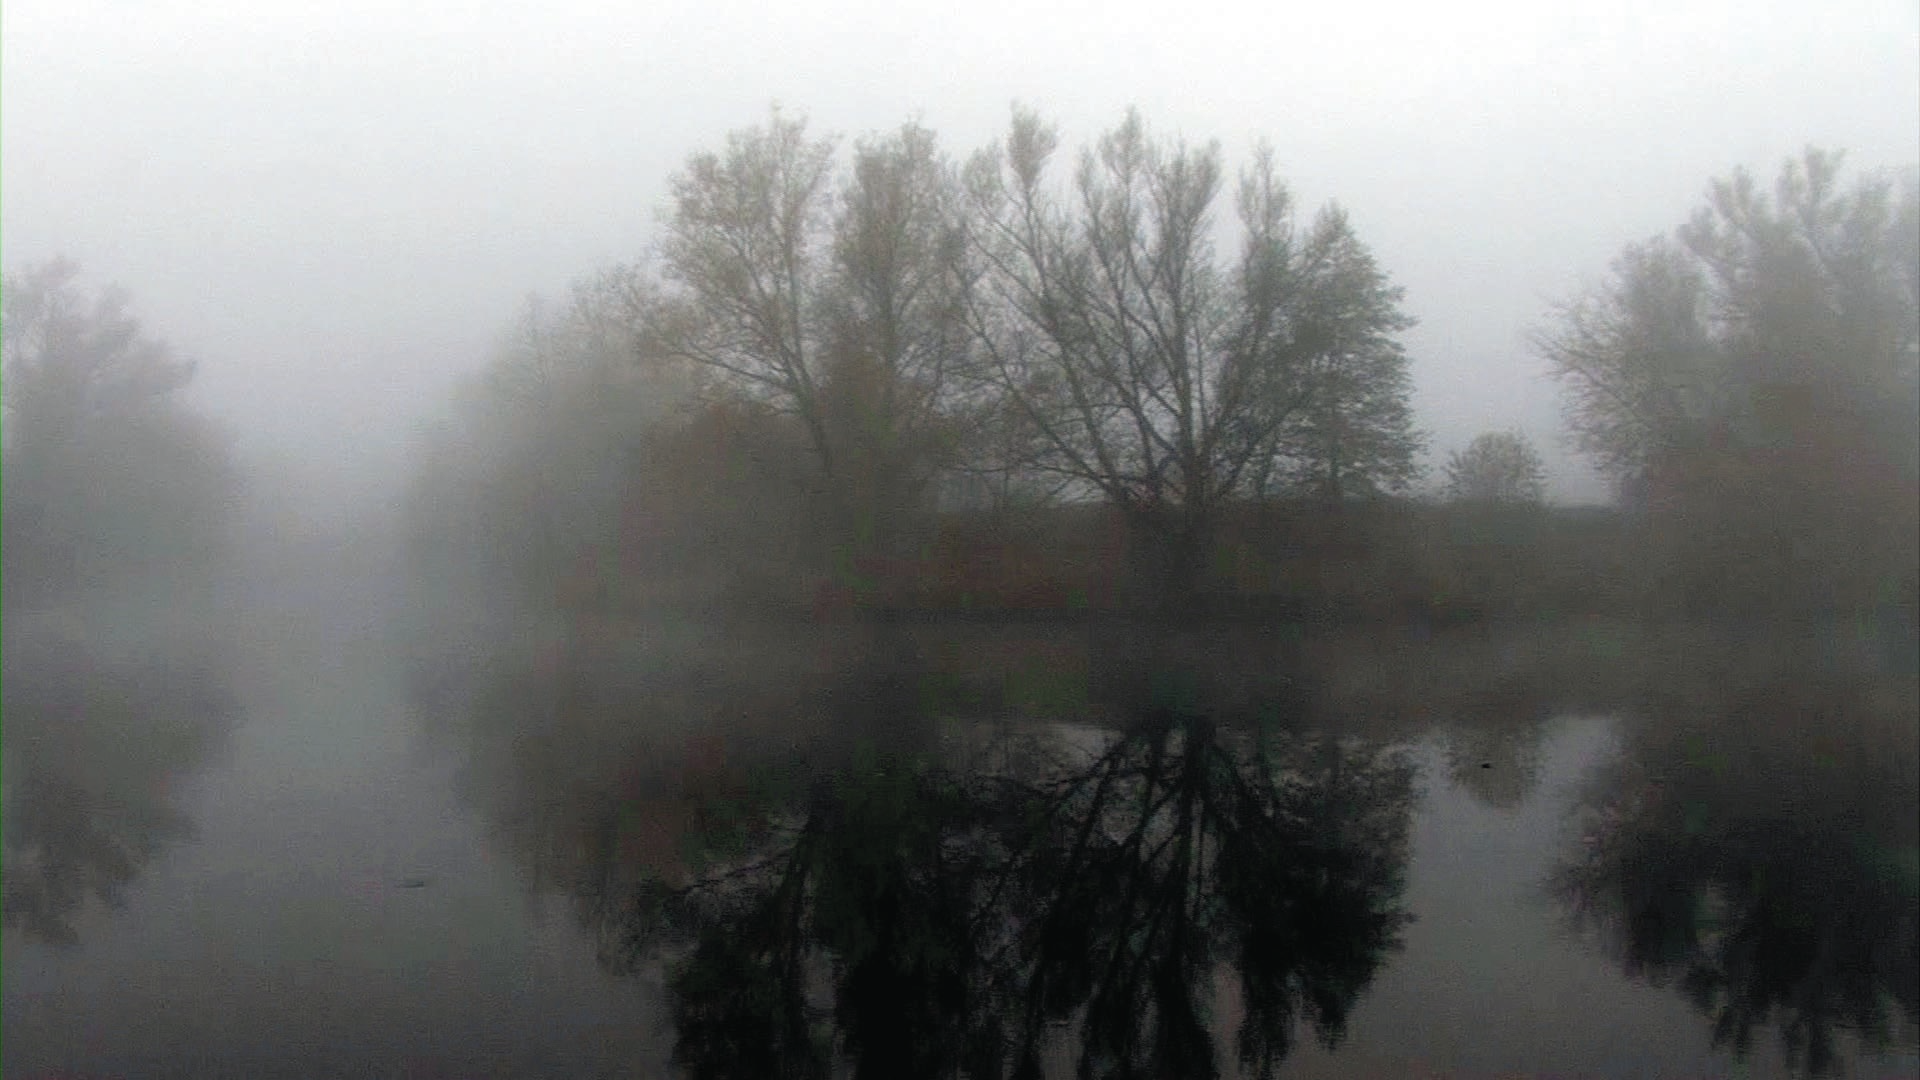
[1536,149,1920,612]
[1444,430,1546,506]
[2,258,237,604]
[424,106,1430,609]
[648,112,982,556]
[958,108,1419,593]
[1539,150,1918,493]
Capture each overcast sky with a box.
[5,0,1917,506]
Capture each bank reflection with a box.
[435,622,1417,1079]
[2,611,239,946]
[421,614,1920,1077]
[1554,648,1920,1077]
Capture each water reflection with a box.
[1440,722,1547,813]
[2,610,239,945]
[430,623,1416,1079]
[414,611,1920,1077]
[1554,649,1920,1076]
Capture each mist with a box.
[8,0,1918,512]
[5,2,1919,1077]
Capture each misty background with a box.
[6,4,1920,1078]
[7,0,1917,516]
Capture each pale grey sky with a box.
[6,0,1918,505]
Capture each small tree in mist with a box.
[1444,430,1546,506]
[960,108,1420,599]
[1,258,236,604]
[1537,149,1920,614]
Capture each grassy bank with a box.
[592,499,1649,625]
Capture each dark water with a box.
[5,553,1917,1078]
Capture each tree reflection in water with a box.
[1555,660,1920,1077]
[2,612,238,945]
[418,612,1920,1076]
[454,627,1416,1080]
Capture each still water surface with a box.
[5,555,1916,1079]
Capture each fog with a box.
[6,3,1919,1078]
[7,0,1918,509]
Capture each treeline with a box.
[404,112,1917,627]
[2,259,245,944]
[405,108,1432,622]
[1540,149,1920,617]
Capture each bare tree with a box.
[1537,236,1729,501]
[647,109,978,556]
[960,108,1417,594]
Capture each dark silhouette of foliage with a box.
[1538,150,1920,615]
[1554,662,1920,1076]
[1443,430,1546,506]
[2,258,238,604]
[493,645,1416,1080]
[1,612,239,945]
[649,112,981,566]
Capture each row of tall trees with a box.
[413,107,1426,613]
[411,117,1917,621]
[647,107,1428,523]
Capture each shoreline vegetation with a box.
[526,496,1915,629]
[391,127,1916,656]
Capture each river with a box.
[5,541,1916,1078]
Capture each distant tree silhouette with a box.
[406,109,1433,620]
[1443,430,1546,506]
[1,613,238,945]
[1554,665,1920,1076]
[649,112,982,566]
[1,258,236,604]
[1536,150,1920,613]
